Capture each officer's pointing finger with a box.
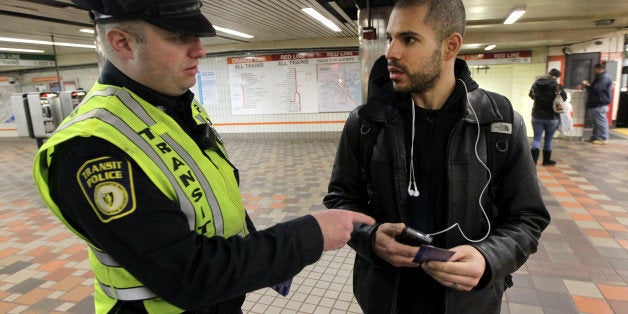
[350,212,375,225]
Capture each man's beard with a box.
[391,48,442,94]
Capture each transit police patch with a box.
[77,156,136,222]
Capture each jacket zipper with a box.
[384,121,404,314]
[443,93,472,314]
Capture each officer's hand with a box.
[311,210,375,251]
[372,223,420,267]
[421,244,486,291]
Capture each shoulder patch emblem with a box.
[77,156,136,222]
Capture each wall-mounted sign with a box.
[196,71,218,107]
[0,53,55,67]
[459,51,532,66]
[32,76,61,83]
[226,51,361,115]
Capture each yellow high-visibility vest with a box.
[33,83,248,313]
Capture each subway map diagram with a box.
[317,62,361,113]
[226,51,360,115]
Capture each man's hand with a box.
[421,244,486,291]
[372,223,420,267]
[311,210,375,251]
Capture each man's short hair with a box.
[95,20,146,59]
[593,63,605,70]
[393,0,466,42]
[548,69,561,78]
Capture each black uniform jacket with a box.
[48,62,324,312]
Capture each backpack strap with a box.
[479,91,516,291]
[478,90,515,190]
[359,117,382,182]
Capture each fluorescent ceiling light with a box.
[53,42,96,48]
[484,44,496,51]
[462,43,484,49]
[302,8,341,32]
[504,7,526,24]
[327,1,357,27]
[213,26,254,38]
[0,37,95,49]
[79,28,95,34]
[0,47,45,53]
[0,37,53,45]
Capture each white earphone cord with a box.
[408,99,419,197]
[424,79,492,243]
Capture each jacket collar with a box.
[464,88,505,124]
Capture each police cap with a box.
[72,0,216,37]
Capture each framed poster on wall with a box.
[226,51,360,115]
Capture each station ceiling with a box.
[0,0,627,72]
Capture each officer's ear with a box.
[106,27,135,60]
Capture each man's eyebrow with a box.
[387,31,419,37]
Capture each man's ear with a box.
[442,33,462,61]
[106,29,134,60]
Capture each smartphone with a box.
[395,226,433,246]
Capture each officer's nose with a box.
[189,37,206,58]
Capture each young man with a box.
[324,0,550,312]
[583,63,613,144]
[32,0,374,313]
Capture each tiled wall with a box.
[17,66,100,93]
[5,57,559,139]
[470,63,548,136]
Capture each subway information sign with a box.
[459,51,532,65]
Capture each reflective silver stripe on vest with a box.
[114,89,224,235]
[70,87,226,235]
[56,103,196,231]
[90,247,119,267]
[99,281,157,301]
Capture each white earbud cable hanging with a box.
[412,80,492,243]
[408,99,419,197]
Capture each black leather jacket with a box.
[324,59,550,313]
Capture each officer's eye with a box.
[173,33,194,43]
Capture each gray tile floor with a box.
[1,132,627,313]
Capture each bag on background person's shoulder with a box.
[557,101,573,133]
[553,93,567,113]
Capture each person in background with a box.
[528,68,567,165]
[583,63,613,144]
[32,1,374,313]
[324,0,550,312]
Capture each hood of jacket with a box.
[360,58,507,125]
[533,75,558,94]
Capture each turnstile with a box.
[10,91,84,146]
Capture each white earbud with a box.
[407,183,419,197]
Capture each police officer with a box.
[32,1,374,313]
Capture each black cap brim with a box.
[145,12,216,37]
